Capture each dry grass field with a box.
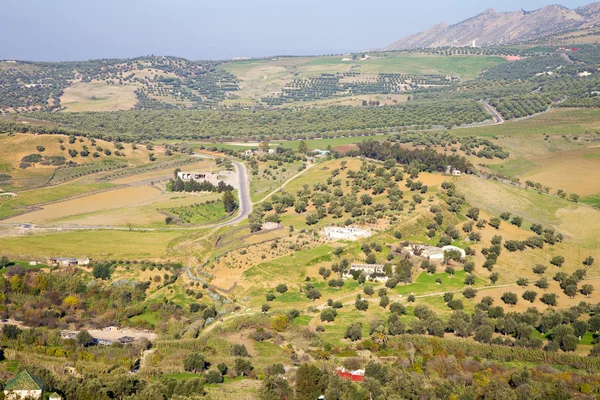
[6,185,162,224]
[518,147,600,196]
[60,81,138,112]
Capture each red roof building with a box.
[335,367,365,382]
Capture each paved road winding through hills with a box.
[481,101,504,124]
[0,153,252,231]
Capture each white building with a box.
[177,171,221,183]
[322,226,372,241]
[50,257,91,267]
[344,263,388,281]
[405,245,465,262]
[243,150,253,157]
[348,263,385,275]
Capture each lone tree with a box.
[550,255,565,267]
[276,284,288,294]
[463,287,477,299]
[306,288,321,301]
[464,274,476,286]
[583,256,595,267]
[223,190,238,213]
[489,217,501,229]
[522,290,538,303]
[581,284,594,297]
[298,140,308,154]
[76,330,94,347]
[540,293,557,306]
[466,207,479,221]
[535,277,549,289]
[344,323,363,341]
[320,308,337,322]
[501,292,518,306]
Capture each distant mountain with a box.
[384,2,600,50]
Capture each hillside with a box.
[384,2,600,50]
[0,52,507,112]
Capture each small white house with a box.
[243,149,253,157]
[322,226,372,241]
[345,264,388,281]
[405,245,465,262]
[177,171,221,183]
[452,169,461,176]
[348,263,385,275]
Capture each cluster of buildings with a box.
[176,171,222,183]
[322,226,372,241]
[49,257,91,267]
[243,148,276,156]
[404,244,466,262]
[344,263,387,282]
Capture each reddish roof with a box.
[336,368,365,382]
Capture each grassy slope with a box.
[220,53,505,103]
[0,230,183,259]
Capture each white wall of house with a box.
[5,389,42,400]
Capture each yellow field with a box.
[0,230,182,259]
[6,185,161,223]
[61,81,138,112]
[519,147,600,196]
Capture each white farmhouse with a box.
[177,171,221,183]
[322,226,372,241]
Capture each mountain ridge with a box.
[384,2,600,50]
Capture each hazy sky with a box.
[1,0,591,61]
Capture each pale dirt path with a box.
[254,162,316,205]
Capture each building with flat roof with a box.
[177,171,221,182]
[322,226,372,241]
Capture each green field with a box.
[394,269,486,297]
[306,54,506,80]
[167,201,229,225]
[455,108,600,138]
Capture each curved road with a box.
[481,101,504,124]
[0,153,252,231]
